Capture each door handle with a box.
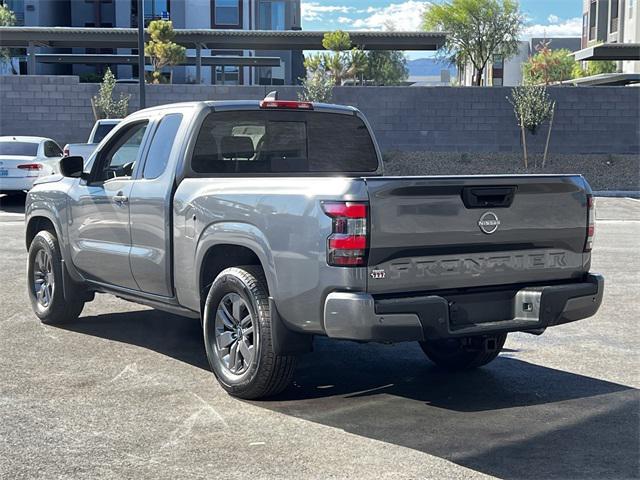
[113,192,128,205]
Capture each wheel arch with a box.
[195,222,277,312]
[26,214,60,251]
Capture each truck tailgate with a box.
[364,175,590,294]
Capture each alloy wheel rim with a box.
[214,292,256,376]
[33,248,54,308]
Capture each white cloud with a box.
[524,16,583,38]
[350,1,430,31]
[547,14,560,24]
[301,2,354,22]
[337,16,353,25]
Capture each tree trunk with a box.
[473,66,484,86]
[519,107,528,169]
[542,103,556,169]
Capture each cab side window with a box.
[143,114,183,179]
[95,122,148,181]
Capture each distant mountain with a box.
[407,58,457,77]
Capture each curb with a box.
[594,191,640,198]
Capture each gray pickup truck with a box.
[25,96,603,399]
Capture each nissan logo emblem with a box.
[478,211,500,234]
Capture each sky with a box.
[301,0,583,59]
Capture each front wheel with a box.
[202,266,297,399]
[419,333,507,370]
[27,230,85,324]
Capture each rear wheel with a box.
[419,333,507,370]
[27,230,85,324]
[202,266,297,399]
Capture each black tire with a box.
[27,230,85,325]
[202,265,297,399]
[419,333,507,371]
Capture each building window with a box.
[582,13,589,46]
[257,62,285,85]
[213,0,242,28]
[132,0,170,27]
[144,0,170,21]
[491,54,504,87]
[215,65,240,85]
[259,1,285,30]
[589,0,597,40]
[611,0,619,32]
[4,0,25,25]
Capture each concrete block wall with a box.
[1,75,639,156]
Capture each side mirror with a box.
[59,156,84,178]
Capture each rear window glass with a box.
[93,123,118,143]
[0,141,39,156]
[191,110,378,174]
[44,141,63,158]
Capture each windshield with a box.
[93,123,118,143]
[191,110,379,174]
[0,141,39,156]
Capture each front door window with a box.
[95,122,148,181]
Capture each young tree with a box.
[0,4,17,74]
[508,86,555,168]
[91,68,130,120]
[423,0,523,86]
[364,51,409,85]
[144,20,186,84]
[298,71,335,103]
[523,41,576,85]
[304,30,366,85]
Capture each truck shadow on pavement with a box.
[60,310,639,480]
[0,193,27,214]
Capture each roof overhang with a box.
[35,53,281,67]
[0,27,447,51]
[560,72,640,86]
[573,43,640,61]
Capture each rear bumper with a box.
[323,274,604,342]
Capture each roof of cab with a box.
[205,100,358,115]
[95,119,122,124]
[129,100,359,117]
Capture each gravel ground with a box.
[0,194,638,480]
[383,152,640,191]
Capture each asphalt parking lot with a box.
[1,194,638,480]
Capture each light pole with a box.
[137,0,146,109]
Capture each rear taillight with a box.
[322,201,368,267]
[17,163,43,171]
[585,194,595,252]
[259,100,313,110]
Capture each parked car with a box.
[62,119,121,159]
[0,136,63,194]
[25,96,604,399]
